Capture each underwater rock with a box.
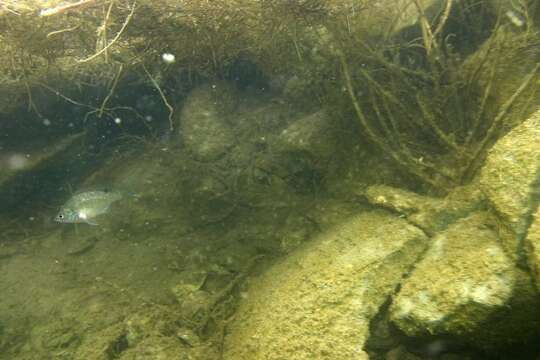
[179,83,237,162]
[276,110,338,163]
[223,210,428,360]
[364,184,485,235]
[272,110,341,192]
[171,272,213,323]
[478,109,540,258]
[184,174,234,224]
[390,212,540,350]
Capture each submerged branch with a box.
[142,65,174,132]
[98,64,123,118]
[39,0,100,17]
[339,53,446,190]
[415,94,463,154]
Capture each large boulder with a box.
[390,212,540,350]
[479,109,540,258]
[178,83,237,162]
[223,210,428,360]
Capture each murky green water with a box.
[0,1,539,359]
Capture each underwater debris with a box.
[39,0,99,17]
[505,10,525,27]
[161,53,176,64]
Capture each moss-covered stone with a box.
[479,109,540,258]
[390,212,540,349]
[223,210,428,360]
[179,83,237,162]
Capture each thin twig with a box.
[98,64,123,117]
[78,1,136,63]
[46,25,81,38]
[465,63,496,145]
[38,82,96,109]
[23,78,43,118]
[142,65,174,131]
[97,0,115,63]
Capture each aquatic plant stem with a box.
[339,54,443,189]
[411,0,436,56]
[142,65,174,131]
[23,78,43,118]
[78,1,136,63]
[415,94,463,154]
[46,25,81,38]
[97,0,115,63]
[411,0,452,58]
[98,64,123,118]
[38,82,96,110]
[432,0,453,40]
[463,62,540,181]
[465,63,496,145]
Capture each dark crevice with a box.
[106,333,129,360]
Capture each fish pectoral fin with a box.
[85,219,99,226]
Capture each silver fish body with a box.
[55,190,122,225]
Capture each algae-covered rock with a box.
[390,212,540,349]
[271,109,343,192]
[364,184,485,235]
[223,210,428,360]
[179,83,237,162]
[276,110,338,164]
[479,109,540,256]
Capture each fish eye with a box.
[58,214,64,219]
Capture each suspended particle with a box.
[162,53,176,64]
[506,10,525,27]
